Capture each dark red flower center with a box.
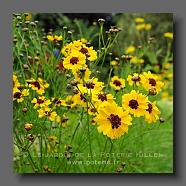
[129,99,139,109]
[113,80,122,87]
[86,81,95,89]
[70,57,79,65]
[80,48,88,54]
[14,92,22,99]
[107,114,121,129]
[149,78,156,86]
[98,93,107,102]
[32,81,41,89]
[80,94,86,102]
[53,98,61,104]
[132,76,141,83]
[146,103,153,113]
[37,99,44,104]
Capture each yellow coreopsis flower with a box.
[47,35,63,41]
[130,56,144,64]
[135,17,145,23]
[94,101,132,139]
[63,50,86,71]
[13,88,29,103]
[127,73,145,86]
[31,96,51,109]
[37,107,58,122]
[27,78,49,95]
[122,90,148,117]
[164,32,173,39]
[141,71,164,93]
[110,76,125,91]
[125,46,136,54]
[145,23,152,30]
[136,23,146,30]
[65,95,77,108]
[144,101,161,123]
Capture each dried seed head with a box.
[98,18,105,23]
[22,27,28,32]
[65,74,71,79]
[16,16,22,20]
[24,123,33,131]
[70,80,78,86]
[26,134,34,141]
[72,88,79,94]
[13,39,18,44]
[30,22,36,27]
[22,108,28,113]
[148,88,157,96]
[121,55,132,60]
[23,64,29,69]
[67,31,72,34]
[34,56,39,61]
[25,21,30,25]
[79,67,86,74]
[115,57,120,61]
[27,55,32,60]
[19,53,24,58]
[159,117,165,123]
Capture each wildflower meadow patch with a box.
[13,13,173,173]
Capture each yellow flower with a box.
[47,35,63,41]
[78,78,104,93]
[136,23,152,30]
[141,71,164,93]
[135,17,145,23]
[125,46,136,54]
[94,102,132,139]
[61,40,83,56]
[25,13,32,21]
[51,97,65,107]
[130,56,144,64]
[63,50,86,71]
[110,76,125,91]
[80,38,88,44]
[164,32,173,39]
[37,107,58,122]
[31,96,51,109]
[92,92,115,109]
[122,90,148,117]
[72,67,91,82]
[127,73,145,86]
[27,78,49,95]
[110,60,119,66]
[73,92,88,108]
[13,74,20,88]
[145,23,152,30]
[136,23,146,30]
[144,101,160,123]
[65,95,77,108]
[13,88,29,103]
